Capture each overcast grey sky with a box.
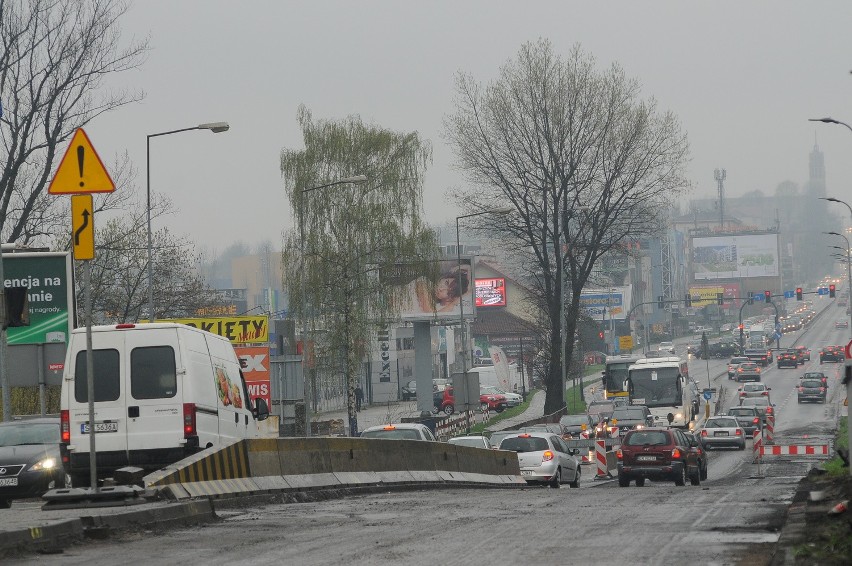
[85,0,852,253]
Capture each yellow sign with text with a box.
[688,286,724,307]
[619,335,634,350]
[157,315,268,344]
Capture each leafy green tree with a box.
[445,40,690,414]
[281,106,439,435]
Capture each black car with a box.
[725,406,762,437]
[744,348,770,367]
[820,346,845,364]
[700,341,741,359]
[797,379,827,404]
[608,405,654,436]
[776,349,798,369]
[0,417,66,508]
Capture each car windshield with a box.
[727,408,756,417]
[449,437,488,448]
[500,436,550,452]
[360,428,421,440]
[560,415,589,426]
[0,422,59,446]
[624,431,669,446]
[705,418,738,428]
[801,380,823,388]
[612,408,646,420]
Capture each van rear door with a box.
[67,329,127,459]
[125,328,183,463]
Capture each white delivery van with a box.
[60,323,269,486]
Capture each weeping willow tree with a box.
[281,106,440,436]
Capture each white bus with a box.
[625,356,693,428]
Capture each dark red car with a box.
[616,428,701,487]
[436,386,507,415]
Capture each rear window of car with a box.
[727,408,756,416]
[500,436,550,452]
[742,398,770,407]
[730,357,748,364]
[706,418,738,428]
[74,349,121,403]
[130,346,177,400]
[560,415,590,426]
[800,380,823,388]
[448,437,488,448]
[624,431,669,446]
[613,408,645,420]
[360,429,422,440]
[743,384,763,392]
[803,373,824,379]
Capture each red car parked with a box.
[435,387,507,415]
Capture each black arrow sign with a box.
[75,208,90,245]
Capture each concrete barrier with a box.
[147,437,523,500]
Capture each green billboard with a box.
[2,252,73,345]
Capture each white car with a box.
[658,341,675,354]
[360,423,437,441]
[481,386,522,407]
[499,432,581,488]
[447,435,492,449]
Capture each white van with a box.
[59,323,269,486]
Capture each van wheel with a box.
[443,404,454,415]
[635,478,645,487]
[618,475,630,487]
[0,499,10,509]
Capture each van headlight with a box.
[29,457,57,472]
[675,413,683,420]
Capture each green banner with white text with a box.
[2,252,73,345]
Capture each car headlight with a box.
[28,457,57,472]
[675,413,683,420]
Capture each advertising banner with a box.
[379,259,473,321]
[688,283,741,307]
[235,345,271,408]
[156,315,268,343]
[693,234,778,280]
[475,277,507,307]
[579,286,632,321]
[2,252,73,345]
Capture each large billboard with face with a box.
[379,259,474,321]
[692,234,778,280]
[579,286,632,321]
[2,252,73,345]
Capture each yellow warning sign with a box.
[619,335,634,350]
[71,195,94,260]
[48,128,115,194]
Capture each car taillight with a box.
[738,368,743,372]
[799,387,804,392]
[700,430,707,437]
[183,403,197,438]
[753,417,760,424]
[820,387,825,392]
[616,449,623,460]
[756,368,761,373]
[542,450,554,462]
[762,391,769,395]
[60,409,70,443]
[671,448,682,459]
[766,407,773,414]
[735,429,743,436]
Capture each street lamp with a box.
[299,175,368,437]
[146,122,230,322]
[826,231,852,331]
[454,207,513,377]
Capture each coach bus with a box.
[602,354,642,401]
[625,356,693,428]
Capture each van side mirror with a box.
[253,397,270,421]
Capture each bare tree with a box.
[445,40,690,414]
[0,0,148,245]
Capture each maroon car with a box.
[616,428,701,487]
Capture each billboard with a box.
[688,283,741,307]
[156,315,268,343]
[579,286,632,321]
[693,234,778,280]
[475,277,506,307]
[2,252,73,345]
[235,345,271,408]
[379,259,473,321]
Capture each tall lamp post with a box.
[826,231,852,331]
[455,208,513,379]
[146,122,229,322]
[299,175,367,437]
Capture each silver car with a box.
[738,382,771,402]
[699,416,746,450]
[499,432,581,488]
[739,396,775,425]
[447,435,492,449]
[360,423,437,441]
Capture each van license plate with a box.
[0,478,18,486]
[81,421,118,434]
[637,455,656,461]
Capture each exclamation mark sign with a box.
[77,145,85,187]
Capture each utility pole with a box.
[715,168,726,229]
